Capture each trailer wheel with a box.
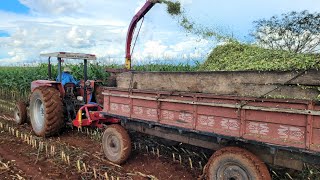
[29,87,64,137]
[14,101,27,125]
[205,147,271,180]
[102,124,131,164]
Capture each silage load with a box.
[200,42,320,71]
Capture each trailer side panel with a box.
[103,88,320,153]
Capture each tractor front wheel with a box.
[13,101,27,125]
[102,124,131,164]
[29,87,64,137]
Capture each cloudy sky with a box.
[0,0,319,65]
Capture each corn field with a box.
[0,63,197,93]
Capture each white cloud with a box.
[1,0,320,65]
[19,0,82,15]
[130,36,213,64]
[0,0,218,65]
[144,40,168,56]
[66,26,94,48]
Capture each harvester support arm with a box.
[125,0,159,70]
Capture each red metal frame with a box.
[125,0,157,69]
[72,104,119,128]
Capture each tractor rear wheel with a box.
[204,147,271,180]
[29,87,64,137]
[102,124,131,164]
[13,101,27,125]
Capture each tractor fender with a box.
[31,80,65,97]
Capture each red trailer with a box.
[99,87,320,180]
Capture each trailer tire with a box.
[29,87,64,137]
[204,147,271,180]
[102,124,131,164]
[14,101,27,125]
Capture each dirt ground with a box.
[0,131,78,179]
[1,113,319,180]
[0,115,201,180]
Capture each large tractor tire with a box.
[204,146,271,180]
[102,124,131,164]
[29,87,64,137]
[13,101,27,125]
[94,85,104,106]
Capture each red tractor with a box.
[14,52,105,136]
[12,0,160,165]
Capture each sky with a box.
[0,0,319,65]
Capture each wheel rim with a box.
[14,107,20,123]
[216,162,250,180]
[33,98,45,132]
[105,134,121,157]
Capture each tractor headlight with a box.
[85,80,91,87]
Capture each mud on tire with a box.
[102,124,131,164]
[14,101,27,125]
[204,146,271,180]
[29,87,64,137]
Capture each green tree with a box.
[252,10,320,53]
